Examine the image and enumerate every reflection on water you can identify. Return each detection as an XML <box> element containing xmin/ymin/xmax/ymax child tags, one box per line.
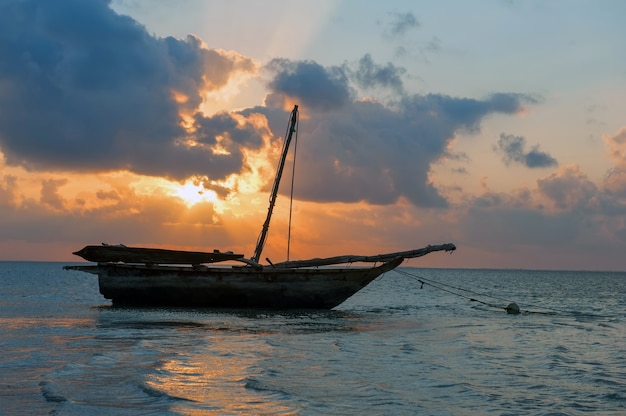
<box><xmin>146</xmin><ymin>334</ymin><xmax>294</xmax><ymax>415</ymax></box>
<box><xmin>96</xmin><ymin>306</ymin><xmax>366</xmax><ymax>333</ymax></box>
<box><xmin>41</xmin><ymin>306</ymin><xmax>379</xmax><ymax>415</ymax></box>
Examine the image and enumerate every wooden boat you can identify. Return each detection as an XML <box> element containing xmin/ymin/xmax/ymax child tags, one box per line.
<box><xmin>66</xmin><ymin>105</ymin><xmax>456</xmax><ymax>309</ymax></box>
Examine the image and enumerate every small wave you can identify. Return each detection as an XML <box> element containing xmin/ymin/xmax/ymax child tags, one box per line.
<box><xmin>39</xmin><ymin>381</ymin><xmax>67</xmax><ymax>403</ymax></box>
<box><xmin>243</xmin><ymin>377</ymin><xmax>289</xmax><ymax>396</ymax></box>
<box><xmin>601</xmin><ymin>392</ymin><xmax>626</xmax><ymax>402</ymax></box>
<box><xmin>140</xmin><ymin>384</ymin><xmax>196</xmax><ymax>402</ymax></box>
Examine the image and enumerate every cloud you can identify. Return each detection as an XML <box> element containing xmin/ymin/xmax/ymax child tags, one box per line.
<box><xmin>267</xmin><ymin>54</ymin><xmax>407</xmax><ymax>104</ymax></box>
<box><xmin>537</xmin><ymin>165</ymin><xmax>597</xmax><ymax>210</ymax></box>
<box><xmin>425</xmin><ymin>36</ymin><xmax>442</xmax><ymax>53</ymax></box>
<box><xmin>264</xmin><ymin>58</ymin><xmax>535</xmax><ymax>207</ymax></box>
<box><xmin>496</xmin><ymin>133</ymin><xmax>558</xmax><ymax>168</ymax></box>
<box><xmin>265</xmin><ymin>59</ymin><xmax>352</xmax><ymax>111</ymax></box>
<box><xmin>0</xmin><ymin>181</ymin><xmax>214</xmax><ymax>246</ymax></box>
<box><xmin>385</xmin><ymin>12</ymin><xmax>419</xmax><ymax>37</ymax></box>
<box><xmin>454</xmin><ymin>169</ymin><xmax>602</xmax><ymax>268</ymax></box>
<box><xmin>0</xmin><ymin>2</ymin><xmax>536</xmax><ymax>210</ymax></box>
<box><xmin>0</xmin><ymin>175</ymin><xmax>18</xmax><ymax>208</ymax></box>
<box><xmin>603</xmin><ymin>127</ymin><xmax>626</xmax><ymax>197</ymax></box>
<box><xmin>0</xmin><ymin>0</ymin><xmax>256</xmax><ymax>180</ymax></box>
<box><xmin>350</xmin><ymin>54</ymin><xmax>406</xmax><ymax>94</ymax></box>
<box><xmin>453</xmin><ymin>151</ymin><xmax>626</xmax><ymax>267</ymax></box>
<box><xmin>40</xmin><ymin>178</ymin><xmax>68</xmax><ymax>210</ymax></box>
<box><xmin>379</xmin><ymin>11</ymin><xmax>425</xmax><ymax>59</ymax></box>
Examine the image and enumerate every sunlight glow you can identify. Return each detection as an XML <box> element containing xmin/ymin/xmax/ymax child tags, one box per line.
<box><xmin>169</xmin><ymin>180</ymin><xmax>218</xmax><ymax>207</ymax></box>
<box><xmin>211</xmin><ymin>135</ymin><xmax>231</xmax><ymax>155</ymax></box>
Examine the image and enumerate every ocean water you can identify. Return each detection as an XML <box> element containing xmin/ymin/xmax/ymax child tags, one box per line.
<box><xmin>0</xmin><ymin>263</ymin><xmax>624</xmax><ymax>415</ymax></box>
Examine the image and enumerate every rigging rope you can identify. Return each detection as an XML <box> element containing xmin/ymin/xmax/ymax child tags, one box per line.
<box><xmin>286</xmin><ymin>113</ymin><xmax>298</xmax><ymax>261</ymax></box>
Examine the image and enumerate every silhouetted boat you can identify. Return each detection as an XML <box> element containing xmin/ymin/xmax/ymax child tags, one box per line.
<box><xmin>66</xmin><ymin>106</ymin><xmax>455</xmax><ymax>308</ymax></box>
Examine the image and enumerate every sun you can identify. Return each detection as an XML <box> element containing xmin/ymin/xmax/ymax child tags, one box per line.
<box><xmin>170</xmin><ymin>180</ymin><xmax>218</xmax><ymax>207</ymax></box>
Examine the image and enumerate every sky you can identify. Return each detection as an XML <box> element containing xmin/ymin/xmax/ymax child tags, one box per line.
<box><xmin>0</xmin><ymin>0</ymin><xmax>625</xmax><ymax>270</ymax></box>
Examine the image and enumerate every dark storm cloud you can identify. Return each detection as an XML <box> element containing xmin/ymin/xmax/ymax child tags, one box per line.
<box><xmin>351</xmin><ymin>54</ymin><xmax>406</xmax><ymax>94</ymax></box>
<box><xmin>265</xmin><ymin>59</ymin><xmax>352</xmax><ymax>111</ymax></box>
<box><xmin>0</xmin><ymin>0</ymin><xmax>255</xmax><ymax>180</ymax></box>
<box><xmin>265</xmin><ymin>57</ymin><xmax>535</xmax><ymax>207</ymax></box>
<box><xmin>192</xmin><ymin>112</ymin><xmax>265</xmax><ymax>148</ymax></box>
<box><xmin>496</xmin><ymin>133</ymin><xmax>558</xmax><ymax>168</ymax></box>
<box><xmin>267</xmin><ymin>54</ymin><xmax>406</xmax><ymax>103</ymax></box>
<box><xmin>0</xmin><ymin>1</ymin><xmax>538</xmax><ymax>209</ymax></box>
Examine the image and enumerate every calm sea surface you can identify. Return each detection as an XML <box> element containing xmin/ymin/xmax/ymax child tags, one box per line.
<box><xmin>0</xmin><ymin>262</ymin><xmax>624</xmax><ymax>415</ymax></box>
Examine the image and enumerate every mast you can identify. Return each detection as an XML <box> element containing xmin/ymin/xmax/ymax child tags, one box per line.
<box><xmin>251</xmin><ymin>105</ymin><xmax>299</xmax><ymax>263</ymax></box>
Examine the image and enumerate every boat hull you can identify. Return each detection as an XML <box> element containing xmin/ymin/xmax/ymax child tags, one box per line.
<box><xmin>81</xmin><ymin>258</ymin><xmax>403</xmax><ymax>309</ymax></box>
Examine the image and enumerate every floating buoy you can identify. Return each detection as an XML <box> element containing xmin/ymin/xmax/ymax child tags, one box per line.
<box><xmin>505</xmin><ymin>302</ymin><xmax>520</xmax><ymax>314</ymax></box>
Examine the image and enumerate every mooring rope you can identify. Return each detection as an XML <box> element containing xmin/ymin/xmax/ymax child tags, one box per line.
<box><xmin>395</xmin><ymin>269</ymin><xmax>515</xmax><ymax>312</ymax></box>
<box><xmin>394</xmin><ymin>268</ymin><xmax>605</xmax><ymax>317</ymax></box>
